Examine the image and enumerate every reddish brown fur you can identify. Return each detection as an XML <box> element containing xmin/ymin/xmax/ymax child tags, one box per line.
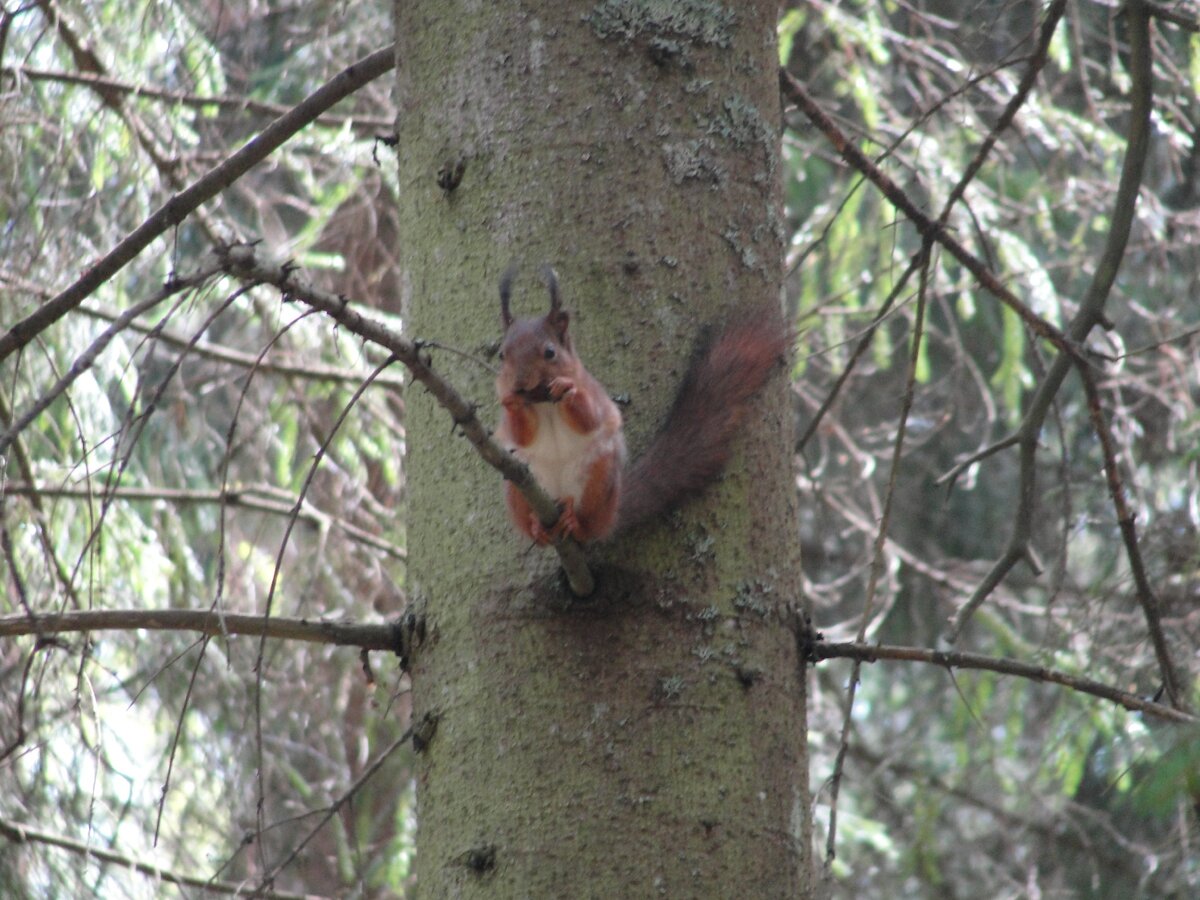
<box><xmin>616</xmin><ymin>312</ymin><xmax>789</xmax><ymax>534</ymax></box>
<box><xmin>496</xmin><ymin>268</ymin><xmax>787</xmax><ymax>545</ymax></box>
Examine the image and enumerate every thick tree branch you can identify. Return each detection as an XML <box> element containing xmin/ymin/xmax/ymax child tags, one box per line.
<box><xmin>217</xmin><ymin>244</ymin><xmax>596</xmax><ymax>596</ymax></box>
<box><xmin>810</xmin><ymin>642</ymin><xmax>1196</xmax><ymax>725</ymax></box>
<box><xmin>0</xmin><ymin>43</ymin><xmax>396</xmax><ymax>366</ymax></box>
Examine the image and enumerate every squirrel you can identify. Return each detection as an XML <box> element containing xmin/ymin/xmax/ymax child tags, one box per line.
<box><xmin>494</xmin><ymin>266</ymin><xmax>789</xmax><ymax>546</ymax></box>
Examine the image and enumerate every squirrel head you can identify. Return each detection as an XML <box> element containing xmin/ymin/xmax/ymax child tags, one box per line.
<box><xmin>496</xmin><ymin>265</ymin><xmax>576</xmax><ymax>401</ymax></box>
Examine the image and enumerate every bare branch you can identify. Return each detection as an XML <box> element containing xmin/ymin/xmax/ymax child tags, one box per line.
<box><xmin>217</xmin><ymin>243</ymin><xmax>596</xmax><ymax>597</ymax></box>
<box><xmin>0</xmin><ymin>43</ymin><xmax>396</xmax><ymax>365</ymax></box>
<box><xmin>947</xmin><ymin>0</ymin><xmax>1162</xmax><ymax>649</ymax></box>
<box><xmin>0</xmin><ymin>817</ymin><xmax>312</xmax><ymax>900</ymax></box>
<box><xmin>79</xmin><ymin>302</ymin><xmax>407</xmax><ymax>389</ymax></box>
<box><xmin>789</xmin><ymin>1</ymin><xmax>1064</xmax><ymax>462</ymax></box>
<box><xmin>255</xmin><ymin>729</ymin><xmax>412</xmax><ymax>892</ymax></box>
<box><xmin>810</xmin><ymin>642</ymin><xmax>1196</xmax><ymax>724</ymax></box>
<box><xmin>1</xmin><ymin>481</ymin><xmax>406</xmax><ymax>560</ymax></box>
<box><xmin>2</xmin><ymin>64</ymin><xmax>394</xmax><ymax>132</ymax></box>
<box><xmin>1077</xmin><ymin>367</ymin><xmax>1185</xmax><ymax>711</ymax></box>
<box><xmin>825</xmin><ymin>250</ymin><xmax>933</xmax><ymax>874</ymax></box>
<box><xmin>1146</xmin><ymin>1</ymin><xmax>1200</xmax><ymax>32</ymax></box>
<box><xmin>779</xmin><ymin>67</ymin><xmax>1076</xmax><ymax>359</ymax></box>
<box><xmin>0</xmin><ymin>263</ymin><xmax>223</xmax><ymax>458</ymax></box>
<box><xmin>0</xmin><ymin>608</ymin><xmax>399</xmax><ymax>651</ymax></box>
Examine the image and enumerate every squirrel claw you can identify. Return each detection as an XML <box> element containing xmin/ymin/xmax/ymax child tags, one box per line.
<box><xmin>528</xmin><ymin>497</ymin><xmax>580</xmax><ymax>545</ymax></box>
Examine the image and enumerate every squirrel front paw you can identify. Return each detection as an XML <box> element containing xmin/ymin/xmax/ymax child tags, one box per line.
<box><xmin>528</xmin><ymin>497</ymin><xmax>580</xmax><ymax>545</ymax></box>
<box><xmin>547</xmin><ymin>377</ymin><xmax>576</xmax><ymax>401</ymax></box>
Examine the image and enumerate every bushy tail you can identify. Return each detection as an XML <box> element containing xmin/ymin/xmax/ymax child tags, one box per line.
<box><xmin>616</xmin><ymin>311</ymin><xmax>789</xmax><ymax>534</ymax></box>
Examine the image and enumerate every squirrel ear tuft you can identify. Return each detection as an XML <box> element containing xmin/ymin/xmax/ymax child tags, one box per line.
<box><xmin>540</xmin><ymin>265</ymin><xmax>561</xmax><ymax>315</ymax></box>
<box><xmin>541</xmin><ymin>265</ymin><xmax>570</xmax><ymax>341</ymax></box>
<box><xmin>499</xmin><ymin>263</ymin><xmax>519</xmax><ymax>330</ymax></box>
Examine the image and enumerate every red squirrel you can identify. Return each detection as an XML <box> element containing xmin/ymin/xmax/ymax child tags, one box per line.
<box><xmin>495</xmin><ymin>266</ymin><xmax>788</xmax><ymax>545</ymax></box>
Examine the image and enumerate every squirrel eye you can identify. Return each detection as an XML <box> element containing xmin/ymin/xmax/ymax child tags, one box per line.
<box><xmin>497</xmin><ymin>350</ymin><xmax>505</xmax><ymax>361</ymax></box>
<box><xmin>543</xmin><ymin>344</ymin><xmax>556</xmax><ymax>360</ymax></box>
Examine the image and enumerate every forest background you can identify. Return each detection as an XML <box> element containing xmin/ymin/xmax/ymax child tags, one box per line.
<box><xmin>1</xmin><ymin>0</ymin><xmax>1198</xmax><ymax>897</ymax></box>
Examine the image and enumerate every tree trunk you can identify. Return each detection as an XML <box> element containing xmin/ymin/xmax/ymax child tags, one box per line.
<box><xmin>393</xmin><ymin>1</ymin><xmax>811</xmax><ymax>895</ymax></box>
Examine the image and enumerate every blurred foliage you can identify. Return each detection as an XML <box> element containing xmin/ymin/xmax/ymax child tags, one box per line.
<box><xmin>1</xmin><ymin>0</ymin><xmax>409</xmax><ymax>896</ymax></box>
<box><xmin>0</xmin><ymin>0</ymin><xmax>1198</xmax><ymax>897</ymax></box>
<box><xmin>784</xmin><ymin>1</ymin><xmax>1200</xmax><ymax>896</ymax></box>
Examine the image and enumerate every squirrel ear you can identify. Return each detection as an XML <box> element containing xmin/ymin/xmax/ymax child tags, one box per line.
<box><xmin>499</xmin><ymin>263</ymin><xmax>518</xmax><ymax>330</ymax></box>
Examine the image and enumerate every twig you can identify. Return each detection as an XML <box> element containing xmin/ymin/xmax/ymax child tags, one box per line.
<box><xmin>254</xmin><ymin>729</ymin><xmax>412</xmax><ymax>893</ymax></box>
<box><xmin>824</xmin><ymin>248</ymin><xmax>932</xmax><ymax>874</ymax></box>
<box><xmin>217</xmin><ymin>243</ymin><xmax>596</xmax><ymax>597</ymax></box>
<box><xmin>79</xmin><ymin>302</ymin><xmax>407</xmax><ymax>389</ymax></box>
<box><xmin>33</xmin><ymin>0</ymin><xmax>226</xmax><ymax>244</ymax></box>
<box><xmin>810</xmin><ymin>641</ymin><xmax>1195</xmax><ymax>724</ymax></box>
<box><xmin>0</xmin><ymin>43</ymin><xmax>396</xmax><ymax>365</ymax></box>
<box><xmin>0</xmin><ymin>395</ymin><xmax>84</xmax><ymax>611</ymax></box>
<box><xmin>0</xmin><ymin>817</ymin><xmax>312</xmax><ymax>900</ymax></box>
<box><xmin>937</xmin><ymin>0</ymin><xmax>1067</xmax><ymax>228</ymax></box>
<box><xmin>779</xmin><ymin>67</ymin><xmax>1075</xmax><ymax>359</ymax></box>
<box><xmin>1077</xmin><ymin>366</ymin><xmax>1184</xmax><ymax>710</ymax></box>
<box><xmin>0</xmin><ymin>263</ymin><xmax>222</xmax><ymax>458</ymax></box>
<box><xmin>947</xmin><ymin>0</ymin><xmax>1159</xmax><ymax>642</ymax></box>
<box><xmin>1</xmin><ymin>482</ymin><xmax>405</xmax><ymax>560</ymax></box>
<box><xmin>790</xmin><ymin>1</ymin><xmax>1066</xmax><ymax>458</ymax></box>
<box><xmin>249</xmin><ymin>355</ymin><xmax>390</xmax><ymax>858</ymax></box>
<box><xmin>2</xmin><ymin>64</ymin><xmax>394</xmax><ymax>132</ymax></box>
<box><xmin>795</xmin><ymin>249</ymin><xmax>924</xmax><ymax>454</ymax></box>
<box><xmin>1146</xmin><ymin>1</ymin><xmax>1200</xmax><ymax>32</ymax></box>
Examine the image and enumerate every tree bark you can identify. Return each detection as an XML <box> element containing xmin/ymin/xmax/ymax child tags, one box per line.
<box><xmin>393</xmin><ymin>1</ymin><xmax>811</xmax><ymax>895</ymax></box>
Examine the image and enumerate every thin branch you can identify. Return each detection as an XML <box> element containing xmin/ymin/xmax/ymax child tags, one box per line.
<box><xmin>948</xmin><ymin>0</ymin><xmax>1160</xmax><ymax>644</ymax></box>
<box><xmin>795</xmin><ymin>249</ymin><xmax>923</xmax><ymax>454</ymax></box>
<box><xmin>34</xmin><ymin>0</ymin><xmax>226</xmax><ymax>244</ymax></box>
<box><xmin>810</xmin><ymin>641</ymin><xmax>1195</xmax><ymax>725</ymax></box>
<box><xmin>779</xmin><ymin>67</ymin><xmax>1076</xmax><ymax>359</ymax></box>
<box><xmin>0</xmin><ymin>817</ymin><xmax>312</xmax><ymax>900</ymax></box>
<box><xmin>255</xmin><ymin>729</ymin><xmax>412</xmax><ymax>893</ymax></box>
<box><xmin>788</xmin><ymin>2</ymin><xmax>1064</xmax><ymax>460</ymax></box>
<box><xmin>0</xmin><ymin>263</ymin><xmax>222</xmax><ymax>458</ymax></box>
<box><xmin>1146</xmin><ymin>1</ymin><xmax>1200</xmax><ymax>32</ymax></box>
<box><xmin>0</xmin><ymin>609</ymin><xmax>399</xmax><ymax>651</ymax></box>
<box><xmin>79</xmin><ymin>302</ymin><xmax>407</xmax><ymax>389</ymax></box>
<box><xmin>0</xmin><ymin>394</ymin><xmax>84</xmax><ymax>611</ymax></box>
<box><xmin>937</xmin><ymin>0</ymin><xmax>1067</xmax><ymax>227</ymax></box>
<box><xmin>217</xmin><ymin>243</ymin><xmax>596</xmax><ymax>597</ymax></box>
<box><xmin>825</xmin><ymin>248</ymin><xmax>932</xmax><ymax>873</ymax></box>
<box><xmin>251</xmin><ymin>354</ymin><xmax>389</xmax><ymax>859</ymax></box>
<box><xmin>2</xmin><ymin>64</ymin><xmax>394</xmax><ymax>132</ymax></box>
<box><xmin>0</xmin><ymin>43</ymin><xmax>396</xmax><ymax>366</ymax></box>
<box><xmin>1077</xmin><ymin>366</ymin><xmax>1184</xmax><ymax>710</ymax></box>
<box><xmin>2</xmin><ymin>481</ymin><xmax>405</xmax><ymax>560</ymax></box>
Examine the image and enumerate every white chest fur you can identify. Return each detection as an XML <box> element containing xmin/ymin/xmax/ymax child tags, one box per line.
<box><xmin>515</xmin><ymin>402</ymin><xmax>624</xmax><ymax>502</ymax></box>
